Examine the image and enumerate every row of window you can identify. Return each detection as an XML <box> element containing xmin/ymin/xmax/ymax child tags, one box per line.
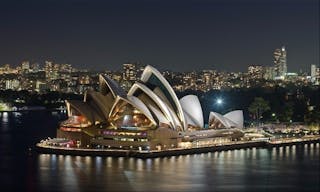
<box><xmin>97</xmin><ymin>137</ymin><xmax>148</xmax><ymax>142</ymax></box>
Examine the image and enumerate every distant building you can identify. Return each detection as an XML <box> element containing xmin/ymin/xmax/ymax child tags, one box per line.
<box><xmin>30</xmin><ymin>63</ymin><xmax>40</xmax><ymax>73</ymax></box>
<box><xmin>21</xmin><ymin>61</ymin><xmax>30</xmax><ymax>74</ymax></box>
<box><xmin>311</xmin><ymin>64</ymin><xmax>320</xmax><ymax>85</ymax></box>
<box><xmin>273</xmin><ymin>46</ymin><xmax>287</xmax><ymax>79</ymax></box>
<box><xmin>45</xmin><ymin>61</ymin><xmax>59</xmax><ymax>81</ymax></box>
<box><xmin>202</xmin><ymin>70</ymin><xmax>216</xmax><ymax>91</ymax></box>
<box><xmin>5</xmin><ymin>79</ymin><xmax>20</xmax><ymax>90</ymax></box>
<box><xmin>311</xmin><ymin>64</ymin><xmax>317</xmax><ymax>77</ymax></box>
<box><xmin>264</xmin><ymin>66</ymin><xmax>275</xmax><ymax>80</ymax></box>
<box><xmin>60</xmin><ymin>64</ymin><xmax>73</xmax><ymax>73</ymax></box>
<box><xmin>248</xmin><ymin>65</ymin><xmax>264</xmax><ymax>79</ymax></box>
<box><xmin>36</xmin><ymin>81</ymin><xmax>49</xmax><ymax>93</ymax></box>
<box><xmin>122</xmin><ymin>63</ymin><xmax>136</xmax><ymax>81</ymax></box>
<box><xmin>0</xmin><ymin>64</ymin><xmax>13</xmax><ymax>74</ymax></box>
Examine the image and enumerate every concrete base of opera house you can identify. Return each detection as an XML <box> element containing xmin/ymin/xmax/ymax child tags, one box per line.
<box><xmin>35</xmin><ymin>137</ymin><xmax>320</xmax><ymax>158</ymax></box>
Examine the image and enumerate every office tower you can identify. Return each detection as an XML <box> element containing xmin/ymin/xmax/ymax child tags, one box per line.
<box><xmin>273</xmin><ymin>46</ymin><xmax>287</xmax><ymax>79</ymax></box>
<box><xmin>21</xmin><ymin>61</ymin><xmax>30</xmax><ymax>74</ymax></box>
<box><xmin>264</xmin><ymin>66</ymin><xmax>275</xmax><ymax>80</ymax></box>
<box><xmin>311</xmin><ymin>64</ymin><xmax>320</xmax><ymax>85</ymax></box>
<box><xmin>5</xmin><ymin>79</ymin><xmax>20</xmax><ymax>90</ymax></box>
<box><xmin>311</xmin><ymin>64</ymin><xmax>317</xmax><ymax>78</ymax></box>
<box><xmin>45</xmin><ymin>61</ymin><xmax>59</xmax><ymax>81</ymax></box>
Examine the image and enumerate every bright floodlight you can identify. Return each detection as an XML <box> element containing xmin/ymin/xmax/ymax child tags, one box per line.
<box><xmin>216</xmin><ymin>98</ymin><xmax>223</xmax><ymax>105</ymax></box>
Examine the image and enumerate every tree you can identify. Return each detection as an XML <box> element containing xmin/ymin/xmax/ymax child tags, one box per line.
<box><xmin>279</xmin><ymin>102</ymin><xmax>294</xmax><ymax>122</ymax></box>
<box><xmin>0</xmin><ymin>102</ymin><xmax>10</xmax><ymax>111</ymax></box>
<box><xmin>304</xmin><ymin>107</ymin><xmax>320</xmax><ymax>125</ymax></box>
<box><xmin>0</xmin><ymin>103</ymin><xmax>4</xmax><ymax>111</ymax></box>
<box><xmin>248</xmin><ymin>97</ymin><xmax>270</xmax><ymax>125</ymax></box>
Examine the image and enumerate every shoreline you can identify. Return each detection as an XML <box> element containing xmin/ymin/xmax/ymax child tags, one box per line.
<box><xmin>35</xmin><ymin>137</ymin><xmax>320</xmax><ymax>158</ymax></box>
<box><xmin>0</xmin><ymin>108</ymin><xmax>65</xmax><ymax>113</ymax></box>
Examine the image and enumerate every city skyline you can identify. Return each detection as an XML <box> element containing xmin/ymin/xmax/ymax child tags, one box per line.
<box><xmin>1</xmin><ymin>47</ymin><xmax>319</xmax><ymax>74</ymax></box>
<box><xmin>1</xmin><ymin>60</ymin><xmax>319</xmax><ymax>94</ymax></box>
<box><xmin>0</xmin><ymin>0</ymin><xmax>319</xmax><ymax>72</ymax></box>
<box><xmin>1</xmin><ymin>53</ymin><xmax>319</xmax><ymax>76</ymax></box>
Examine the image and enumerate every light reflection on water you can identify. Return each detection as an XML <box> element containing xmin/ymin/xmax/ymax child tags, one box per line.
<box><xmin>1</xmin><ymin>112</ymin><xmax>9</xmax><ymax>132</ymax></box>
<box><xmin>36</xmin><ymin>145</ymin><xmax>320</xmax><ymax>192</ymax></box>
<box><xmin>1</xmin><ymin>111</ymin><xmax>319</xmax><ymax>191</ymax></box>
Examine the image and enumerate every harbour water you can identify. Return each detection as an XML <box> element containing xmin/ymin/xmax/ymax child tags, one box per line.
<box><xmin>0</xmin><ymin>111</ymin><xmax>319</xmax><ymax>191</ymax></box>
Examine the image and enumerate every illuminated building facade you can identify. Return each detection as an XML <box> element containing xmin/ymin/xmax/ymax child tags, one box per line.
<box><xmin>57</xmin><ymin>65</ymin><xmax>244</xmax><ymax>150</ymax></box>
<box><xmin>122</xmin><ymin>63</ymin><xmax>136</xmax><ymax>81</ymax></box>
<box><xmin>248</xmin><ymin>65</ymin><xmax>264</xmax><ymax>79</ymax></box>
<box><xmin>273</xmin><ymin>46</ymin><xmax>287</xmax><ymax>79</ymax></box>
<box><xmin>311</xmin><ymin>64</ymin><xmax>320</xmax><ymax>85</ymax></box>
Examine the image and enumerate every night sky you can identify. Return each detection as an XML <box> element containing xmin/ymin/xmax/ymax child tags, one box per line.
<box><xmin>0</xmin><ymin>0</ymin><xmax>319</xmax><ymax>72</ymax></box>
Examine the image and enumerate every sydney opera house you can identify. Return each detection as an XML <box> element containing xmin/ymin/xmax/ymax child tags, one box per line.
<box><xmin>57</xmin><ymin>65</ymin><xmax>244</xmax><ymax>150</ymax></box>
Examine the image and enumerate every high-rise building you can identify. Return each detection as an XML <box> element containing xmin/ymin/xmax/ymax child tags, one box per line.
<box><xmin>45</xmin><ymin>61</ymin><xmax>59</xmax><ymax>81</ymax></box>
<box><xmin>5</xmin><ymin>79</ymin><xmax>20</xmax><ymax>90</ymax></box>
<box><xmin>122</xmin><ymin>63</ymin><xmax>136</xmax><ymax>81</ymax></box>
<box><xmin>311</xmin><ymin>64</ymin><xmax>317</xmax><ymax>78</ymax></box>
<box><xmin>202</xmin><ymin>70</ymin><xmax>215</xmax><ymax>90</ymax></box>
<box><xmin>263</xmin><ymin>66</ymin><xmax>275</xmax><ymax>80</ymax></box>
<box><xmin>273</xmin><ymin>46</ymin><xmax>287</xmax><ymax>79</ymax></box>
<box><xmin>21</xmin><ymin>61</ymin><xmax>30</xmax><ymax>74</ymax></box>
<box><xmin>311</xmin><ymin>64</ymin><xmax>320</xmax><ymax>85</ymax></box>
<box><xmin>30</xmin><ymin>62</ymin><xmax>40</xmax><ymax>72</ymax></box>
<box><xmin>60</xmin><ymin>64</ymin><xmax>73</xmax><ymax>73</ymax></box>
<box><xmin>317</xmin><ymin>68</ymin><xmax>320</xmax><ymax>85</ymax></box>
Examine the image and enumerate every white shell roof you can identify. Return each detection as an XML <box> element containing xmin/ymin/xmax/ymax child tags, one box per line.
<box><xmin>147</xmin><ymin>105</ymin><xmax>171</xmax><ymax>125</ymax></box>
<box><xmin>127</xmin><ymin>95</ymin><xmax>155</xmax><ymax>122</ymax></box>
<box><xmin>128</xmin><ymin>82</ymin><xmax>180</xmax><ymax>129</ymax></box>
<box><xmin>180</xmin><ymin>95</ymin><xmax>204</xmax><ymax>128</ymax></box>
<box><xmin>140</xmin><ymin>65</ymin><xmax>186</xmax><ymax>130</ymax></box>
<box><xmin>209</xmin><ymin>110</ymin><xmax>244</xmax><ymax>128</ymax></box>
<box><xmin>223</xmin><ymin>110</ymin><xmax>244</xmax><ymax>128</ymax></box>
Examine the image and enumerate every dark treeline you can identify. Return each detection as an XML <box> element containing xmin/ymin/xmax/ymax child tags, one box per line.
<box><xmin>0</xmin><ymin>90</ymin><xmax>82</xmax><ymax>108</ymax></box>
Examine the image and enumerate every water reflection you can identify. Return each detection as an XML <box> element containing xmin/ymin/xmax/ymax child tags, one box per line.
<box><xmin>36</xmin><ymin>144</ymin><xmax>320</xmax><ymax>192</ymax></box>
<box><xmin>1</xmin><ymin>112</ymin><xmax>9</xmax><ymax>132</ymax></box>
<box><xmin>2</xmin><ymin>111</ymin><xmax>319</xmax><ymax>191</ymax></box>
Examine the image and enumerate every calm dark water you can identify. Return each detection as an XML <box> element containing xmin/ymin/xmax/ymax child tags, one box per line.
<box><xmin>0</xmin><ymin>111</ymin><xmax>319</xmax><ymax>192</ymax></box>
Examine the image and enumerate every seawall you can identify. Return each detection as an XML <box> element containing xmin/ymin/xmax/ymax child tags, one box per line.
<box><xmin>35</xmin><ymin>137</ymin><xmax>320</xmax><ymax>158</ymax></box>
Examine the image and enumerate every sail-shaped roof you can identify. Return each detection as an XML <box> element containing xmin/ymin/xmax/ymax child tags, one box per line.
<box><xmin>140</xmin><ymin>65</ymin><xmax>186</xmax><ymax>131</ymax></box>
<box><xmin>180</xmin><ymin>95</ymin><xmax>204</xmax><ymax>128</ymax></box>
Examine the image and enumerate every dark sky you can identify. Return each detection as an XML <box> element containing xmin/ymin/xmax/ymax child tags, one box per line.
<box><xmin>0</xmin><ymin>0</ymin><xmax>319</xmax><ymax>72</ymax></box>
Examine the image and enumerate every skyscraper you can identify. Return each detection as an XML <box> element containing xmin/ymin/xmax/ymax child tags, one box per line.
<box><xmin>311</xmin><ymin>64</ymin><xmax>320</xmax><ymax>85</ymax></box>
<box><xmin>311</xmin><ymin>64</ymin><xmax>317</xmax><ymax>78</ymax></box>
<box><xmin>273</xmin><ymin>46</ymin><xmax>287</xmax><ymax>79</ymax></box>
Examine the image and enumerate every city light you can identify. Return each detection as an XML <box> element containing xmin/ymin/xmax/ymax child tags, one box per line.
<box><xmin>216</xmin><ymin>98</ymin><xmax>223</xmax><ymax>105</ymax></box>
<box><xmin>0</xmin><ymin>102</ymin><xmax>10</xmax><ymax>111</ymax></box>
